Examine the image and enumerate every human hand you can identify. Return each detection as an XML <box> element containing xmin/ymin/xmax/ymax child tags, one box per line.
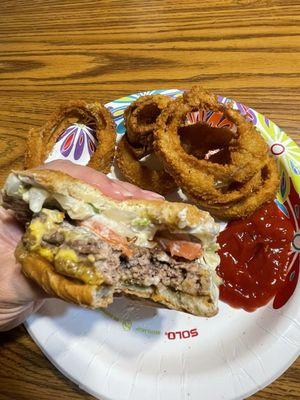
<box><xmin>0</xmin><ymin>160</ymin><xmax>163</xmax><ymax>331</ymax></box>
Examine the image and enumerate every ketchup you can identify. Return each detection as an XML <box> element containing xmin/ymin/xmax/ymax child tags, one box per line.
<box><xmin>217</xmin><ymin>202</ymin><xmax>294</xmax><ymax>312</ymax></box>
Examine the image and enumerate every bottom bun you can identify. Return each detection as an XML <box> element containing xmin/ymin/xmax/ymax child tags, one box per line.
<box><xmin>16</xmin><ymin>244</ymin><xmax>114</xmax><ymax>308</ymax></box>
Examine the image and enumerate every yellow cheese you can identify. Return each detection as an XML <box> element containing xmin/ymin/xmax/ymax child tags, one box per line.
<box><xmin>55</xmin><ymin>247</ymin><xmax>78</xmax><ymax>263</ymax></box>
<box><xmin>42</xmin><ymin>208</ymin><xmax>64</xmax><ymax>223</ymax></box>
<box><xmin>54</xmin><ymin>247</ymin><xmax>104</xmax><ymax>285</ymax></box>
<box><xmin>27</xmin><ymin>220</ymin><xmax>46</xmax><ymax>247</ymax></box>
<box><xmin>24</xmin><ymin>209</ymin><xmax>105</xmax><ymax>286</ymax></box>
<box><xmin>26</xmin><ymin>209</ymin><xmax>65</xmax><ymax>249</ymax></box>
<box><xmin>37</xmin><ymin>247</ymin><xmax>55</xmax><ymax>262</ymax></box>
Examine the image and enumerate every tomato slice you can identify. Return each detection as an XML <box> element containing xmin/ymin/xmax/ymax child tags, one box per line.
<box><xmin>80</xmin><ymin>219</ymin><xmax>132</xmax><ymax>257</ymax></box>
<box><xmin>156</xmin><ymin>237</ymin><xmax>202</xmax><ymax>261</ymax></box>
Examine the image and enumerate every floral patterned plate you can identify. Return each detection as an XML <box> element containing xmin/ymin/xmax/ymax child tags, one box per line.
<box><xmin>27</xmin><ymin>90</ymin><xmax>300</xmax><ymax>400</ymax></box>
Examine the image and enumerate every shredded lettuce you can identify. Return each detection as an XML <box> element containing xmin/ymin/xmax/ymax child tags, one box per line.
<box><xmin>131</xmin><ymin>217</ymin><xmax>150</xmax><ymax>227</ymax></box>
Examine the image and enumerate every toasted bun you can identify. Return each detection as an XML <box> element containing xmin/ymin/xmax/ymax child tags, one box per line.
<box><xmin>12</xmin><ymin>168</ymin><xmax>216</xmax><ymax>230</ymax></box>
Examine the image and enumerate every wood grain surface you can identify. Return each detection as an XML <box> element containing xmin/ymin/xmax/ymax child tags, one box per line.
<box><xmin>0</xmin><ymin>0</ymin><xmax>299</xmax><ymax>399</ymax></box>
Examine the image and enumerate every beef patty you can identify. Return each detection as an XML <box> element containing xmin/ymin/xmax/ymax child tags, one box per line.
<box><xmin>22</xmin><ymin>212</ymin><xmax>206</xmax><ymax>297</ymax></box>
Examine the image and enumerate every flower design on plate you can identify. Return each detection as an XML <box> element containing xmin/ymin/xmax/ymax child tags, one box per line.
<box><xmin>276</xmin><ymin>164</ymin><xmax>291</xmax><ymax>204</ymax></box>
<box><xmin>271</xmin><ymin>142</ymin><xmax>285</xmax><ymax>156</ymax></box>
<box><xmin>255</xmin><ymin>112</ymin><xmax>300</xmax><ymax>193</ymax></box>
<box><xmin>185</xmin><ymin>110</ymin><xmax>237</xmax><ymax>132</ymax></box>
<box><xmin>46</xmin><ymin>123</ymin><xmax>97</xmax><ymax>165</ymax></box>
<box><xmin>218</xmin><ymin>95</ymin><xmax>257</xmax><ymax>124</ymax></box>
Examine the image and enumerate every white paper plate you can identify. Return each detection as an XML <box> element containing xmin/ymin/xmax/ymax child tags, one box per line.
<box><xmin>26</xmin><ymin>90</ymin><xmax>300</xmax><ymax>400</ymax></box>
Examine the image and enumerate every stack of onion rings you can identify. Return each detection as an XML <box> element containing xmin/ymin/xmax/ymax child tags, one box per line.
<box><xmin>25</xmin><ymin>100</ymin><xmax>116</xmax><ymax>173</ymax></box>
<box><xmin>154</xmin><ymin>86</ymin><xmax>279</xmax><ymax>219</ymax></box>
<box><xmin>116</xmin><ymin>95</ymin><xmax>177</xmax><ymax>195</ymax></box>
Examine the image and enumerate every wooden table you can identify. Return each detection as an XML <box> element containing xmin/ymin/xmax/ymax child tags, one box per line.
<box><xmin>0</xmin><ymin>1</ymin><xmax>299</xmax><ymax>399</ymax></box>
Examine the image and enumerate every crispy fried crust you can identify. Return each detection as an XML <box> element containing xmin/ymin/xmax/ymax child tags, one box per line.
<box><xmin>124</xmin><ymin>94</ymin><xmax>172</xmax><ymax>157</ymax></box>
<box><xmin>115</xmin><ymin>95</ymin><xmax>176</xmax><ymax>195</ymax></box>
<box><xmin>25</xmin><ymin>127</ymin><xmax>44</xmax><ymax>170</ymax></box>
<box><xmin>180</xmin><ymin>86</ymin><xmax>269</xmax><ymax>183</ymax></box>
<box><xmin>188</xmin><ymin>157</ymin><xmax>279</xmax><ymax>219</ymax></box>
<box><xmin>115</xmin><ymin>136</ymin><xmax>176</xmax><ymax>196</ymax></box>
<box><xmin>25</xmin><ymin>100</ymin><xmax>116</xmax><ymax>173</ymax></box>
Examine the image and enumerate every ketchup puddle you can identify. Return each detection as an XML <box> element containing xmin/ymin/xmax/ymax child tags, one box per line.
<box><xmin>217</xmin><ymin>202</ymin><xmax>294</xmax><ymax>312</ymax></box>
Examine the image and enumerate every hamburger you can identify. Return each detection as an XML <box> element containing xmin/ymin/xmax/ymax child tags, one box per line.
<box><xmin>2</xmin><ymin>169</ymin><xmax>220</xmax><ymax>317</ymax></box>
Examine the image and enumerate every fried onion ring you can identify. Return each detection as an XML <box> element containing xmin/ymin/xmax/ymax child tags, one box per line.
<box><xmin>124</xmin><ymin>94</ymin><xmax>172</xmax><ymax>159</ymax></box>
<box><xmin>25</xmin><ymin>100</ymin><xmax>116</xmax><ymax>173</ymax></box>
<box><xmin>115</xmin><ymin>135</ymin><xmax>176</xmax><ymax>195</ymax></box>
<box><xmin>154</xmin><ymin>87</ymin><xmax>269</xmax><ymax>204</ymax></box>
<box><xmin>187</xmin><ymin>157</ymin><xmax>279</xmax><ymax>219</ymax></box>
